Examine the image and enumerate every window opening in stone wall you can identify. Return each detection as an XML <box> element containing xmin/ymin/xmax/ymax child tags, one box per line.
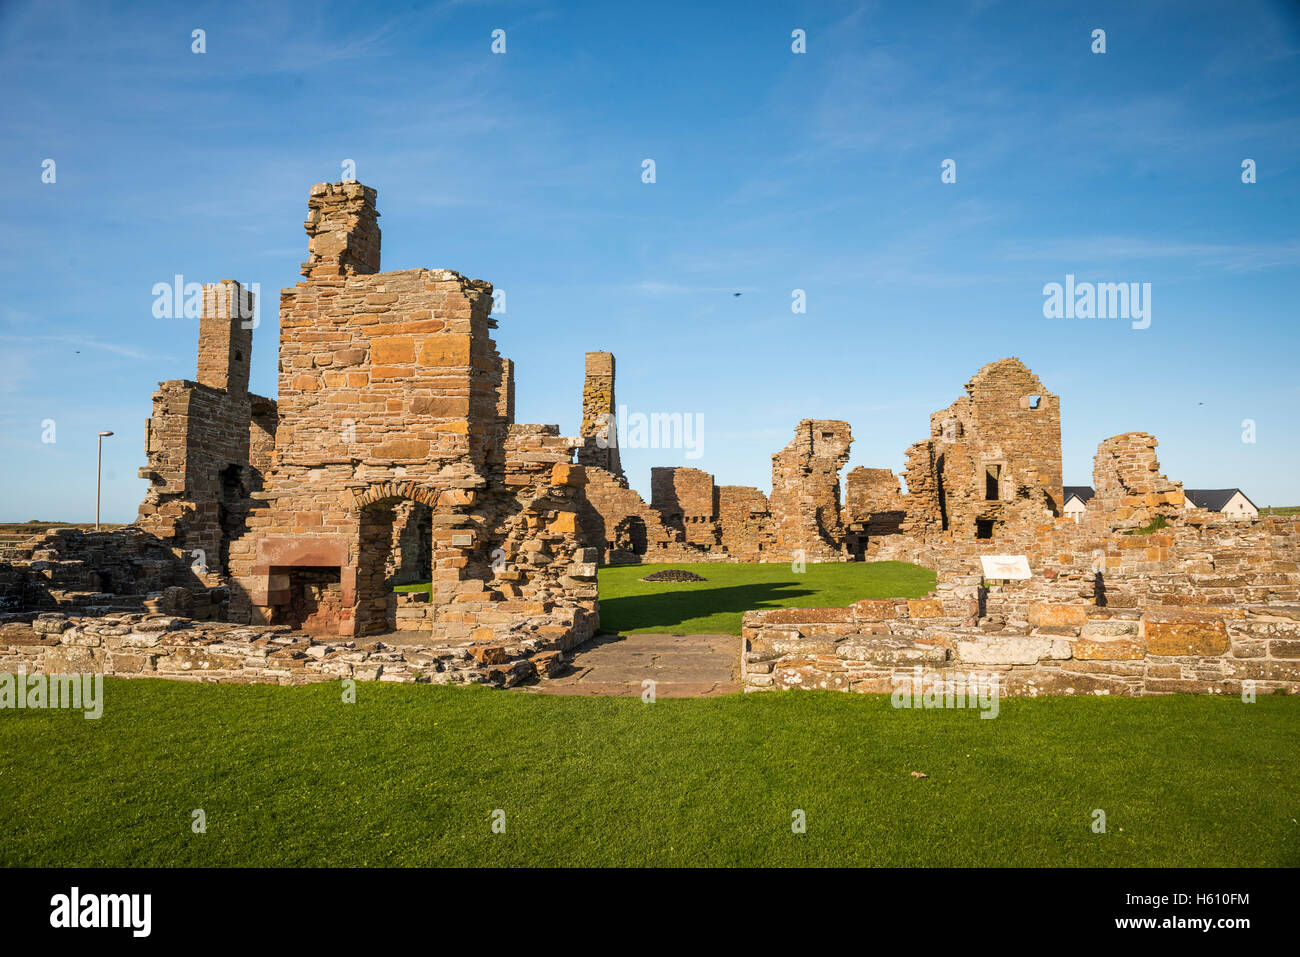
<box><xmin>985</xmin><ymin>464</ymin><xmax>1000</xmax><ymax>501</ymax></box>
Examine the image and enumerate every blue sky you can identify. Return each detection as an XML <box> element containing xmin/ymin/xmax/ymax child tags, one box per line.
<box><xmin>2</xmin><ymin>0</ymin><xmax>1298</xmax><ymax>522</ymax></box>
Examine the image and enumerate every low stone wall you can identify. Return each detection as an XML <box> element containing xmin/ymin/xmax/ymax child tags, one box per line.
<box><xmin>741</xmin><ymin>598</ymin><xmax>1300</xmax><ymax>697</ymax></box>
<box><xmin>0</xmin><ymin>608</ymin><xmax>595</xmax><ymax>689</ymax></box>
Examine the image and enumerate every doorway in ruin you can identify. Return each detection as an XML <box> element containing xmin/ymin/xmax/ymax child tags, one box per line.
<box><xmin>846</xmin><ymin>532</ymin><xmax>866</xmax><ymax>561</ymax></box>
<box><xmin>217</xmin><ymin>463</ymin><xmax>247</xmax><ymax>576</ymax></box>
<box><xmin>985</xmin><ymin>464</ymin><xmax>1001</xmax><ymax>501</ymax></box>
<box><xmin>612</xmin><ymin>515</ymin><xmax>648</xmax><ymax>560</ymax></box>
<box><xmin>356</xmin><ymin>497</ymin><xmax>434</xmax><ymax>635</ymax></box>
<box><xmin>274</xmin><ymin>566</ymin><xmax>343</xmax><ymax>633</ymax></box>
<box><xmin>975</xmin><ymin>519</ymin><xmax>994</xmax><ymax>540</ymax></box>
<box><xmin>385</xmin><ymin>500</ymin><xmax>434</xmax><ymax>585</ymax></box>
<box><xmin>935</xmin><ymin>454</ymin><xmax>949</xmax><ymax>531</ymax></box>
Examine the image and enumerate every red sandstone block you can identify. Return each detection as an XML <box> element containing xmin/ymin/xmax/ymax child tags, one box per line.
<box><xmin>907</xmin><ymin>599</ymin><xmax>944</xmax><ymax>619</ymax></box>
<box><xmin>549</xmin><ymin>512</ymin><xmax>578</xmax><ymax>535</ymax></box>
<box><xmin>1142</xmin><ymin>613</ymin><xmax>1229</xmax><ymax>656</ymax></box>
<box><xmin>852</xmin><ymin>600</ymin><xmax>896</xmax><ymax>620</ymax></box>
<box><xmin>1071</xmin><ymin>636</ymin><xmax>1145</xmax><ymax>660</ymax></box>
<box><xmin>498</xmin><ymin>601</ymin><xmax>550</xmax><ymax>615</ymax></box>
<box><xmin>409</xmin><ymin>395</ymin><xmax>469</xmax><ymax>417</ymax></box>
<box><xmin>762</xmin><ymin>607</ymin><xmax>856</xmax><ymax>625</ymax></box>
<box><xmin>550</xmin><ymin>463</ymin><xmax>587</xmax><ymax>487</ymax></box>
<box><xmin>371</xmin><ymin>439</ymin><xmax>429</xmax><ymax>460</ymax></box>
<box><xmin>1028</xmin><ymin>603</ymin><xmax>1088</xmax><ymax>628</ymax></box>
<box><xmin>418</xmin><ymin>335</ymin><xmax>471</xmax><ymax>367</ymax></box>
<box><xmin>470</xmin><ymin>645</ymin><xmax>508</xmax><ymax>665</ymax></box>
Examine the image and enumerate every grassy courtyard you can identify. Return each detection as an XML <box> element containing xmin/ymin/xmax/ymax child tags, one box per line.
<box><xmin>0</xmin><ymin>680</ymin><xmax>1295</xmax><ymax>867</ymax></box>
<box><xmin>596</xmin><ymin>560</ymin><xmax>937</xmax><ymax>634</ymax></box>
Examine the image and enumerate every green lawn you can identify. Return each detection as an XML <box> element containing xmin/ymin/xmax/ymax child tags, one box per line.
<box><xmin>596</xmin><ymin>560</ymin><xmax>936</xmax><ymax>635</ymax></box>
<box><xmin>1</xmin><ymin>679</ymin><xmax>1295</xmax><ymax>867</ymax></box>
<box><xmin>392</xmin><ymin>581</ymin><xmax>431</xmax><ymax>594</ymax></box>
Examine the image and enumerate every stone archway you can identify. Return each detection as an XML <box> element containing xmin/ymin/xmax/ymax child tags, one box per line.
<box><xmin>353</xmin><ymin>484</ymin><xmax>439</xmax><ymax>636</ymax></box>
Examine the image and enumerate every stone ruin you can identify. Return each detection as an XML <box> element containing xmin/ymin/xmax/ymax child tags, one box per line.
<box><xmin>572</xmin><ymin>392</ymin><xmax>854</xmax><ymax>564</ymax></box>
<box><xmin>893</xmin><ymin>358</ymin><xmax>1063</xmax><ymax>540</ymax></box>
<box><xmin>565</xmin><ymin>353</ymin><xmax>1174</xmax><ymax>564</ymax></box>
<box><xmin>1</xmin><ymin>179</ymin><xmax>1296</xmax><ymax>696</ymax></box>
<box><xmin>1</xmin><ymin>181</ymin><xmax>603</xmax><ymax>686</ymax></box>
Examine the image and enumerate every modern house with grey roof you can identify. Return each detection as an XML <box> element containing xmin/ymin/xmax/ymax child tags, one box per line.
<box><xmin>1063</xmin><ymin>486</ymin><xmax>1095</xmax><ymax>522</ymax></box>
<box><xmin>1062</xmin><ymin>485</ymin><xmax>1258</xmax><ymax>522</ymax></box>
<box><xmin>1182</xmin><ymin>488</ymin><xmax>1259</xmax><ymax>520</ymax></box>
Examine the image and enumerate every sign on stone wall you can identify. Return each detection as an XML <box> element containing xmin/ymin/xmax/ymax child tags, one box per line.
<box><xmin>979</xmin><ymin>555</ymin><xmax>1032</xmax><ymax>580</ymax></box>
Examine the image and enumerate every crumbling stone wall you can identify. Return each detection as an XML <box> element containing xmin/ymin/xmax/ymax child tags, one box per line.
<box><xmin>136</xmin><ymin>280</ymin><xmax>276</xmax><ymax>583</ymax></box>
<box><xmin>844</xmin><ymin>467</ymin><xmax>907</xmax><ymax>547</ymax></box>
<box><xmin>577</xmin><ymin>351</ymin><xmax>620</xmax><ymax>475</ymax></box>
<box><xmin>1089</xmin><ymin>432</ymin><xmax>1185</xmax><ymax>528</ymax></box>
<box><xmin>1</xmin><ymin>606</ymin><xmax>578</xmax><ymax>689</ymax></box>
<box><xmin>652</xmin><ymin>467</ymin><xmax>719</xmax><ymax>547</ymax></box>
<box><xmin>576</xmin><ymin>408</ymin><xmax>851</xmax><ymax>564</ymax></box>
<box><xmin>570</xmin><ymin>353</ymin><xmax>858</xmax><ymax>564</ymax></box>
<box><xmin>0</xmin><ymin>527</ymin><xmax>207</xmax><ymax>615</ymax></box>
<box><xmin>384</xmin><ymin>501</ymin><xmax>432</xmax><ymax>584</ymax></box>
<box><xmin>897</xmin><ymin>358</ymin><xmax>1062</xmax><ymax>542</ymax></box>
<box><xmin>496</xmin><ymin>356</ymin><xmax>515</xmax><ymax>424</ymax></box>
<box><xmin>573</xmin><ymin>356</ymin><xmax>1074</xmax><ymax>562</ymax></box>
<box><xmin>577</xmin><ymin>466</ymin><xmax>688</xmax><ymax>563</ymax></box>
<box><xmin>302</xmin><ymin>181</ymin><xmax>381</xmax><ymax>278</ymax></box>
<box><xmin>744</xmin><ymin>515</ymin><xmax>1300</xmax><ymax>696</ymax></box>
<box><xmin>716</xmin><ymin>486</ymin><xmax>776</xmax><ymax>561</ymax></box>
<box><xmin>741</xmin><ymin>599</ymin><xmax>1300</xmax><ymax>697</ymax></box>
<box><xmin>769</xmin><ymin>420</ymin><xmax>852</xmax><ymax>562</ymax></box>
<box><xmin>220</xmin><ymin>181</ymin><xmax>596</xmax><ymax>651</ymax></box>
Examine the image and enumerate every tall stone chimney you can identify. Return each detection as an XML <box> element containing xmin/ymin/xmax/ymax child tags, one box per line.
<box><xmin>301</xmin><ymin>181</ymin><xmax>381</xmax><ymax>278</ymax></box>
<box><xmin>196</xmin><ymin>280</ymin><xmax>253</xmax><ymax>398</ymax></box>
<box><xmin>578</xmin><ymin>351</ymin><xmax>621</xmax><ymax>476</ymax></box>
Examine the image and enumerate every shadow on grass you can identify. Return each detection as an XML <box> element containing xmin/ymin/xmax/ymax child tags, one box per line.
<box><xmin>596</xmin><ymin>581</ymin><xmax>815</xmax><ymax>633</ymax></box>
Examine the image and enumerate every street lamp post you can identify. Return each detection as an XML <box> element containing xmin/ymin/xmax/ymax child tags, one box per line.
<box><xmin>96</xmin><ymin>431</ymin><xmax>114</xmax><ymax>531</ymax></box>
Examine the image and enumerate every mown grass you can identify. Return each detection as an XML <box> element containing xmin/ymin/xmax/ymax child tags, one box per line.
<box><xmin>391</xmin><ymin>581</ymin><xmax>431</xmax><ymax>594</ymax></box>
<box><xmin>596</xmin><ymin>561</ymin><xmax>936</xmax><ymax>635</ymax></box>
<box><xmin>1</xmin><ymin>679</ymin><xmax>1295</xmax><ymax>867</ymax></box>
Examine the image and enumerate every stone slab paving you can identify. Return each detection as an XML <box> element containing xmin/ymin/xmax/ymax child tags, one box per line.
<box><xmin>524</xmin><ymin>633</ymin><xmax>741</xmax><ymax>697</ymax></box>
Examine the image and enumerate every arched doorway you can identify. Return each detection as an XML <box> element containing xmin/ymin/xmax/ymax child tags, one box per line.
<box><xmin>356</xmin><ymin>496</ymin><xmax>434</xmax><ymax>635</ymax></box>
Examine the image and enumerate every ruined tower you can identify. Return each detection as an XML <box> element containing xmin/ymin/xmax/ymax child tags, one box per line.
<box><xmin>301</xmin><ymin>181</ymin><xmax>381</xmax><ymax>278</ymax></box>
<box><xmin>577</xmin><ymin>351</ymin><xmax>622</xmax><ymax>477</ymax></box>
<box><xmin>769</xmin><ymin>420</ymin><xmax>852</xmax><ymax>561</ymax></box>
<box><xmin>196</xmin><ymin>280</ymin><xmax>254</xmax><ymax>398</ymax></box>
<box><xmin>137</xmin><ymin>280</ymin><xmax>272</xmax><ymax>581</ymax></box>
<box><xmin>221</xmin><ymin>181</ymin><xmax>595</xmax><ymax>641</ymax></box>
<box><xmin>1089</xmin><ymin>432</ymin><xmax>1185</xmax><ymax>527</ymax></box>
<box><xmin>899</xmin><ymin>357</ymin><xmax>1063</xmax><ymax>539</ymax></box>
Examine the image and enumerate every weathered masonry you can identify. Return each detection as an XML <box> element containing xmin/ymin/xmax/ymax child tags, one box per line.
<box><xmin>135</xmin><ymin>280</ymin><xmax>277</xmax><ymax>585</ymax></box>
<box><xmin>218</xmin><ymin>182</ymin><xmax>596</xmax><ymax>652</ymax></box>
<box><xmin>742</xmin><ymin>512</ymin><xmax>1300</xmax><ymax>698</ymax></box>
<box><xmin>0</xmin><ymin>179</ymin><xmax>1291</xmax><ymax>697</ymax></box>
<box><xmin>572</xmin><ymin>355</ymin><xmax>1067</xmax><ymax>564</ymax></box>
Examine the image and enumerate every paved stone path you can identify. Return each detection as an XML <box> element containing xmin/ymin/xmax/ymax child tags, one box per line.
<box><xmin>525</xmin><ymin>633</ymin><xmax>741</xmax><ymax>697</ymax></box>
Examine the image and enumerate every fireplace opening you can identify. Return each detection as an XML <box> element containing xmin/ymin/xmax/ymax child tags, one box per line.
<box><xmin>273</xmin><ymin>566</ymin><xmax>342</xmax><ymax>633</ymax></box>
